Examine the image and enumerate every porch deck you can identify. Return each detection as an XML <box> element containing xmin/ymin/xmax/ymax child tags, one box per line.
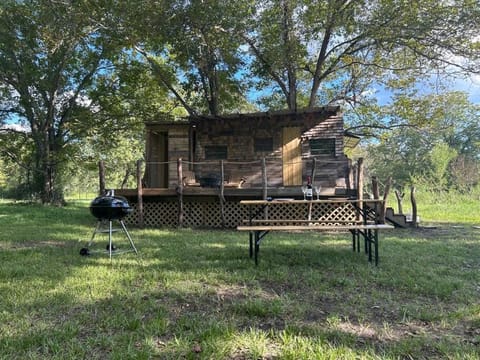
<box><xmin>106</xmin><ymin>154</ymin><xmax>365</xmax><ymax>229</ymax></box>
<box><xmin>115</xmin><ymin>185</ymin><xmax>359</xmax><ymax>229</ymax></box>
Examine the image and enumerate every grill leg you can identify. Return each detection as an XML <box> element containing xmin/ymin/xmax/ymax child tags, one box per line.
<box><xmin>88</xmin><ymin>221</ymin><xmax>102</xmax><ymax>247</ymax></box>
<box><xmin>119</xmin><ymin>220</ymin><xmax>138</xmax><ymax>255</ymax></box>
<box><xmin>108</xmin><ymin>220</ymin><xmax>113</xmax><ymax>260</ymax></box>
<box><xmin>84</xmin><ymin>219</ymin><xmax>137</xmax><ymax>258</ymax></box>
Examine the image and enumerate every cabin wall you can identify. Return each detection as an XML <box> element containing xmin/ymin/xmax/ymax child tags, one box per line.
<box><xmin>193</xmin><ymin>111</ymin><xmax>348</xmax><ymax>189</ymax></box>
<box><xmin>144</xmin><ymin>123</ymin><xmax>190</xmax><ymax>188</ymax></box>
<box><xmin>144</xmin><ymin>109</ymin><xmax>350</xmax><ymax>191</ymax></box>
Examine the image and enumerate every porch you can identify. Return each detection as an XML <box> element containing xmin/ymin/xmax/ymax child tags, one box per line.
<box><xmin>113</xmin><ymin>157</ymin><xmax>367</xmax><ymax>228</ymax></box>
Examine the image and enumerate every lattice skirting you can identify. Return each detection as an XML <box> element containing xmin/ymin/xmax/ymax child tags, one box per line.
<box><xmin>123</xmin><ymin>199</ymin><xmax>358</xmax><ymax>228</ymax></box>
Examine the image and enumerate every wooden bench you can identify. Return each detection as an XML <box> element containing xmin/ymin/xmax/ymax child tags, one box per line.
<box><xmin>237</xmin><ymin>223</ymin><xmax>393</xmax><ymax>266</ymax></box>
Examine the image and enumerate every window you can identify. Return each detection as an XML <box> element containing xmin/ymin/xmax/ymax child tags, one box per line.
<box><xmin>205</xmin><ymin>145</ymin><xmax>228</xmax><ymax>160</ymax></box>
<box><xmin>254</xmin><ymin>137</ymin><xmax>273</xmax><ymax>152</ymax></box>
<box><xmin>309</xmin><ymin>138</ymin><xmax>336</xmax><ymax>156</ymax></box>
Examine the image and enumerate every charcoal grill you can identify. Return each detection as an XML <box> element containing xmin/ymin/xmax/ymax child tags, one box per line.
<box><xmin>81</xmin><ymin>190</ymin><xmax>138</xmax><ymax>259</ymax></box>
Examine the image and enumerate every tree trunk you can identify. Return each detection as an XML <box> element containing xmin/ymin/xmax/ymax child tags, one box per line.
<box><xmin>32</xmin><ymin>128</ymin><xmax>65</xmax><ymax>205</ymax></box>
<box><xmin>281</xmin><ymin>0</ymin><xmax>297</xmax><ymax>110</ymax></box>
<box><xmin>411</xmin><ymin>186</ymin><xmax>418</xmax><ymax>228</ymax></box>
<box><xmin>395</xmin><ymin>189</ymin><xmax>404</xmax><ymax>214</ymax></box>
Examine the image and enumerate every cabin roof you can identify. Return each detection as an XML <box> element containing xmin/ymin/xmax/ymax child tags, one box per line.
<box><xmin>190</xmin><ymin>106</ymin><xmax>340</xmax><ymax>122</ymax></box>
<box><xmin>145</xmin><ymin>106</ymin><xmax>341</xmax><ymax>126</ymax></box>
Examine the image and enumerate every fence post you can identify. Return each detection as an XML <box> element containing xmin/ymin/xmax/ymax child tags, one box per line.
<box><xmin>136</xmin><ymin>160</ymin><xmax>144</xmax><ymax>228</ymax></box>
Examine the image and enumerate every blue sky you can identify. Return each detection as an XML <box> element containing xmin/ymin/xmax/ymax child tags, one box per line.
<box><xmin>453</xmin><ymin>76</ymin><xmax>480</xmax><ymax>103</ymax></box>
<box><xmin>372</xmin><ymin>74</ymin><xmax>480</xmax><ymax>107</ymax></box>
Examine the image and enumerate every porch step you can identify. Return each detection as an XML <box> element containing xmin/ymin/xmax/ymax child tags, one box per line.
<box><xmin>385</xmin><ymin>207</ymin><xmax>420</xmax><ymax>228</ymax></box>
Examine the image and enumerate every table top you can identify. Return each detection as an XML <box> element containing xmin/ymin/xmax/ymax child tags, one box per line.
<box><xmin>240</xmin><ymin>199</ymin><xmax>384</xmax><ymax>205</ymax></box>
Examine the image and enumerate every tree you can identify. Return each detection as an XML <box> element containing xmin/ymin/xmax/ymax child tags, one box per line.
<box><xmin>243</xmin><ymin>0</ymin><xmax>480</xmax><ymax>113</ymax></box>
<box><xmin>0</xmin><ymin>0</ymin><xmax>123</xmax><ymax>203</ymax></box>
<box><xmin>123</xmin><ymin>0</ymin><xmax>255</xmax><ymax>116</ymax></box>
<box><xmin>365</xmin><ymin>91</ymin><xmax>480</xmax><ymax>190</ymax></box>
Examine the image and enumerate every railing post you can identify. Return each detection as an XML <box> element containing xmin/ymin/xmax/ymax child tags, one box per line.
<box><xmin>261</xmin><ymin>158</ymin><xmax>267</xmax><ymax>200</ymax></box>
<box><xmin>220</xmin><ymin>160</ymin><xmax>226</xmax><ymax>227</ymax></box>
<box><xmin>262</xmin><ymin>158</ymin><xmax>268</xmax><ymax>219</ymax></box>
<box><xmin>356</xmin><ymin>158</ymin><xmax>364</xmax><ymax>222</ymax></box>
<box><xmin>177</xmin><ymin>158</ymin><xmax>184</xmax><ymax>227</ymax></box>
<box><xmin>372</xmin><ymin>176</ymin><xmax>380</xmax><ymax>223</ymax></box>
<box><xmin>136</xmin><ymin>160</ymin><xmax>144</xmax><ymax>228</ymax></box>
<box><xmin>98</xmin><ymin>160</ymin><xmax>106</xmax><ymax>195</ymax></box>
<box><xmin>346</xmin><ymin>158</ymin><xmax>353</xmax><ymax>190</ymax></box>
<box><xmin>310</xmin><ymin>157</ymin><xmax>317</xmax><ymax>183</ymax></box>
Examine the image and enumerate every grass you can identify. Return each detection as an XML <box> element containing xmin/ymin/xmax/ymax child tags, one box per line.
<box><xmin>0</xmin><ymin>197</ymin><xmax>479</xmax><ymax>359</ymax></box>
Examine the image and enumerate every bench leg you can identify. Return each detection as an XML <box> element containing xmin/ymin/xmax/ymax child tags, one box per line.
<box><xmin>364</xmin><ymin>229</ymin><xmax>379</xmax><ymax>266</ymax></box>
<box><xmin>351</xmin><ymin>229</ymin><xmax>361</xmax><ymax>253</ymax></box>
<box><xmin>254</xmin><ymin>231</ymin><xmax>260</xmax><ymax>265</ymax></box>
<box><xmin>367</xmin><ymin>229</ymin><xmax>373</xmax><ymax>263</ymax></box>
<box><xmin>249</xmin><ymin>231</ymin><xmax>253</xmax><ymax>258</ymax></box>
<box><xmin>252</xmin><ymin>230</ymin><xmax>269</xmax><ymax>265</ymax></box>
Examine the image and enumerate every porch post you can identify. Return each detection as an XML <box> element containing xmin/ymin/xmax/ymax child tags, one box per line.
<box><xmin>220</xmin><ymin>160</ymin><xmax>226</xmax><ymax>227</ymax></box>
<box><xmin>262</xmin><ymin>158</ymin><xmax>268</xmax><ymax>220</ymax></box>
<box><xmin>136</xmin><ymin>160</ymin><xmax>144</xmax><ymax>228</ymax></box>
<box><xmin>310</xmin><ymin>157</ymin><xmax>317</xmax><ymax>183</ymax></box>
<box><xmin>356</xmin><ymin>157</ymin><xmax>364</xmax><ymax>222</ymax></box>
<box><xmin>98</xmin><ymin>160</ymin><xmax>105</xmax><ymax>195</ymax></box>
<box><xmin>372</xmin><ymin>176</ymin><xmax>380</xmax><ymax>223</ymax></box>
<box><xmin>261</xmin><ymin>158</ymin><xmax>267</xmax><ymax>200</ymax></box>
<box><xmin>177</xmin><ymin>158</ymin><xmax>184</xmax><ymax>227</ymax></box>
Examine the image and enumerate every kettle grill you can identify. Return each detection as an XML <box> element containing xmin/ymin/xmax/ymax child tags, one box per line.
<box><xmin>81</xmin><ymin>190</ymin><xmax>138</xmax><ymax>259</ymax></box>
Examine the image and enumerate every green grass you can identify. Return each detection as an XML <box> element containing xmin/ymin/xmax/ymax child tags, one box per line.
<box><xmin>0</xmin><ymin>197</ymin><xmax>479</xmax><ymax>359</ymax></box>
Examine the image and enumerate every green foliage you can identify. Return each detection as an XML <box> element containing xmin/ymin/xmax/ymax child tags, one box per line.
<box><xmin>1</xmin><ymin>0</ymin><xmax>480</xmax><ymax>203</ymax></box>
<box><xmin>365</xmin><ymin>91</ymin><xmax>480</xmax><ymax>191</ymax></box>
<box><xmin>0</xmin><ymin>0</ymin><xmax>123</xmax><ymax>202</ymax></box>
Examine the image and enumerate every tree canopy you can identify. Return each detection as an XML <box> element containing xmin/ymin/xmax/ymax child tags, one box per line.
<box><xmin>0</xmin><ymin>0</ymin><xmax>479</xmax><ymax>202</ymax></box>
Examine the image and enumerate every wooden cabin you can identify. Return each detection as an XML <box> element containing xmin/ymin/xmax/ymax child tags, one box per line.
<box><xmin>116</xmin><ymin>107</ymin><xmax>364</xmax><ymax>228</ymax></box>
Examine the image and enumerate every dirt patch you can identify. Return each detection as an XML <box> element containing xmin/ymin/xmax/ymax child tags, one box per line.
<box><xmin>1</xmin><ymin>240</ymin><xmax>68</xmax><ymax>250</ymax></box>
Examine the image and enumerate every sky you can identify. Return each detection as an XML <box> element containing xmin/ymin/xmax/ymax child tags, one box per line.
<box><xmin>453</xmin><ymin>76</ymin><xmax>480</xmax><ymax>103</ymax></box>
<box><xmin>373</xmin><ymin>73</ymin><xmax>480</xmax><ymax>107</ymax></box>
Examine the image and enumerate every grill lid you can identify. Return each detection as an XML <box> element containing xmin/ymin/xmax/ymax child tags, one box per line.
<box><xmin>89</xmin><ymin>191</ymin><xmax>132</xmax><ymax>220</ymax></box>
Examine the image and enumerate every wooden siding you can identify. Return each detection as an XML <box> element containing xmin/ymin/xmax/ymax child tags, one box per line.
<box><xmin>144</xmin><ymin>107</ymin><xmax>350</xmax><ymax>190</ymax></box>
<box><xmin>282</xmin><ymin>127</ymin><xmax>302</xmax><ymax>186</ymax></box>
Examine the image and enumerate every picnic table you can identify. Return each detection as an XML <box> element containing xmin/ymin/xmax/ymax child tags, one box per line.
<box><xmin>237</xmin><ymin>199</ymin><xmax>393</xmax><ymax>265</ymax></box>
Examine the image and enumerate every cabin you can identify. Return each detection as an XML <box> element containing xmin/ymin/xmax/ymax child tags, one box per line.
<box><xmin>116</xmin><ymin>106</ymin><xmax>364</xmax><ymax>228</ymax></box>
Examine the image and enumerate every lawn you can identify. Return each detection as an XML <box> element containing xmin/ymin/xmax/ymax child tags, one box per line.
<box><xmin>0</xmin><ymin>197</ymin><xmax>479</xmax><ymax>359</ymax></box>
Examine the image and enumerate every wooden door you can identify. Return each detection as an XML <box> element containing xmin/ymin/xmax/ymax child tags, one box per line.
<box><xmin>282</xmin><ymin>127</ymin><xmax>302</xmax><ymax>186</ymax></box>
<box><xmin>147</xmin><ymin>131</ymin><xmax>168</xmax><ymax>188</ymax></box>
